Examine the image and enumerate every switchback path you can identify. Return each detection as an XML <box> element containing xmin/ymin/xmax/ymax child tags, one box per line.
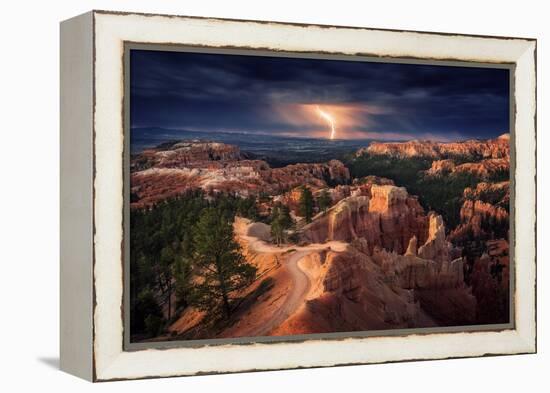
<box><xmin>235</xmin><ymin>220</ymin><xmax>346</xmax><ymax>336</ymax></box>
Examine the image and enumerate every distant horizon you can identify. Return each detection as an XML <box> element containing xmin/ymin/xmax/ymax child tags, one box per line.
<box><xmin>130</xmin><ymin>50</ymin><xmax>510</xmax><ymax>143</ymax></box>
<box><xmin>132</xmin><ymin>125</ymin><xmax>509</xmax><ymax>146</ymax></box>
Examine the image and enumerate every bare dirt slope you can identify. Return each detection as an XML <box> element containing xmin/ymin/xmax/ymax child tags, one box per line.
<box><xmin>225</xmin><ymin>218</ymin><xmax>347</xmax><ymax>337</ymax></box>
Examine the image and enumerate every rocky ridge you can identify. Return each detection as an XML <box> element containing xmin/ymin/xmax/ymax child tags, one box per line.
<box><xmin>130</xmin><ymin>141</ymin><xmax>350</xmax><ymax>208</ymax></box>
<box><xmin>449</xmin><ymin>181</ymin><xmax>510</xmax><ymax>244</ymax></box>
<box><xmin>360</xmin><ymin>133</ymin><xmax>510</xmax><ymax>160</ymax></box>
<box><xmin>301</xmin><ymin>185</ymin><xmax>430</xmax><ymax>255</ymax></box>
<box><xmin>425</xmin><ymin>158</ymin><xmax>509</xmax><ymax>179</ymax></box>
<box><xmin>274</xmin><ymin>235</ymin><xmax>475</xmax><ymax>334</ymax></box>
<box><xmin>284</xmin><ymin>184</ymin><xmax>478</xmax><ymax>329</ymax></box>
<box><xmin>132</xmin><ymin>140</ymin><xmax>242</xmax><ymax>171</ymax></box>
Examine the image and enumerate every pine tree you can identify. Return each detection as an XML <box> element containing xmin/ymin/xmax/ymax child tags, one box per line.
<box><xmin>270</xmin><ymin>203</ymin><xmax>294</xmax><ymax>246</ymax></box>
<box><xmin>279</xmin><ymin>204</ymin><xmax>293</xmax><ymax>230</ymax></box>
<box><xmin>137</xmin><ymin>288</ymin><xmax>164</xmax><ymax>337</ymax></box>
<box><xmin>174</xmin><ymin>255</ymin><xmax>192</xmax><ymax>309</ymax></box>
<box><xmin>299</xmin><ymin>186</ymin><xmax>314</xmax><ymax>223</ymax></box>
<box><xmin>190</xmin><ymin>208</ymin><xmax>257</xmax><ymax>319</ymax></box>
<box><xmin>159</xmin><ymin>246</ymin><xmax>176</xmax><ymax>320</ymax></box>
<box><xmin>270</xmin><ymin>215</ymin><xmax>284</xmax><ymax>246</ymax></box>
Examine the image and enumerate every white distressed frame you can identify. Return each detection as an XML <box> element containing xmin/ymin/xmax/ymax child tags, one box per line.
<box><xmin>80</xmin><ymin>10</ymin><xmax>536</xmax><ymax>381</ymax></box>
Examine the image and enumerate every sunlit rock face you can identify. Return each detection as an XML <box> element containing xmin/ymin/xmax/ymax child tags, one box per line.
<box><xmin>425</xmin><ymin>159</ymin><xmax>456</xmax><ymax>176</ymax></box>
<box><xmin>417</xmin><ymin>213</ymin><xmax>449</xmax><ymax>263</ymax></box>
<box><xmin>425</xmin><ymin>158</ymin><xmax>509</xmax><ymax>179</ymax></box>
<box><xmin>274</xmin><ymin>243</ymin><xmax>476</xmax><ymax>335</ymax></box>
<box><xmin>301</xmin><ymin>185</ymin><xmax>430</xmax><ymax>255</ymax></box>
<box><xmin>360</xmin><ymin>134</ymin><xmax>510</xmax><ymax>160</ymax></box>
<box><xmin>449</xmin><ymin>181</ymin><xmax>510</xmax><ymax>244</ymax></box>
<box><xmin>297</xmin><ymin>181</ymin><xmax>480</xmax><ymax>327</ymax></box>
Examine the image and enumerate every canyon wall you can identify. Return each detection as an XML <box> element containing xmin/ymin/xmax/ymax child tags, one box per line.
<box><xmin>301</xmin><ymin>185</ymin><xmax>429</xmax><ymax>255</ymax></box>
<box><xmin>130</xmin><ymin>141</ymin><xmax>350</xmax><ymax>208</ymax></box>
<box><xmin>274</xmin><ymin>242</ymin><xmax>475</xmax><ymax>335</ymax></box>
<box><xmin>361</xmin><ymin>133</ymin><xmax>510</xmax><ymax>160</ymax></box>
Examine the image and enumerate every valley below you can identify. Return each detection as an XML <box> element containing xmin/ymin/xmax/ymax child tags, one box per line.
<box><xmin>129</xmin><ymin>133</ymin><xmax>511</xmax><ymax>342</ymax></box>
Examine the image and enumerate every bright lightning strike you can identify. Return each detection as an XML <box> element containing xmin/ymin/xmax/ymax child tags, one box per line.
<box><xmin>316</xmin><ymin>106</ymin><xmax>336</xmax><ymax>140</ymax></box>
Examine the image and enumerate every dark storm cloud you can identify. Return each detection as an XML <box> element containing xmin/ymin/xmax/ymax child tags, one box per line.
<box><xmin>130</xmin><ymin>49</ymin><xmax>509</xmax><ymax>140</ymax></box>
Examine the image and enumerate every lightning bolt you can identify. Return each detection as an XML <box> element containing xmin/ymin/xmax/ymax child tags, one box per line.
<box><xmin>316</xmin><ymin>106</ymin><xmax>336</xmax><ymax>140</ymax></box>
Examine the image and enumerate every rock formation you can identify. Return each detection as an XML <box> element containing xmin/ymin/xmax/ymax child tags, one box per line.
<box><xmin>301</xmin><ymin>185</ymin><xmax>429</xmax><ymax>255</ymax></box>
<box><xmin>130</xmin><ymin>141</ymin><xmax>350</xmax><ymax>208</ymax></box>
<box><xmin>360</xmin><ymin>134</ymin><xmax>510</xmax><ymax>160</ymax></box>
<box><xmin>449</xmin><ymin>181</ymin><xmax>510</xmax><ymax>244</ymax></box>
<box><xmin>425</xmin><ymin>159</ymin><xmax>456</xmax><ymax>176</ymax></box>
<box><xmin>417</xmin><ymin>213</ymin><xmax>450</xmax><ymax>263</ymax></box>
<box><xmin>132</xmin><ymin>140</ymin><xmax>243</xmax><ymax>171</ymax></box>
<box><xmin>269</xmin><ymin>159</ymin><xmax>350</xmax><ymax>191</ymax></box>
<box><xmin>272</xmin><ymin>247</ymin><xmax>431</xmax><ymax>334</ymax></box>
<box><xmin>405</xmin><ymin>236</ymin><xmax>417</xmax><ymax>256</ymax></box>
<box><xmin>274</xmin><ymin>242</ymin><xmax>476</xmax><ymax>335</ymax></box>
<box><xmin>425</xmin><ymin>158</ymin><xmax>509</xmax><ymax>179</ymax></box>
<box><xmin>445</xmin><ymin>181</ymin><xmax>511</xmax><ymax>324</ymax></box>
<box><xmin>277</xmin><ymin>176</ymin><xmax>395</xmax><ymax>215</ymax></box>
<box><xmin>467</xmin><ymin>239</ymin><xmax>510</xmax><ymax>324</ymax></box>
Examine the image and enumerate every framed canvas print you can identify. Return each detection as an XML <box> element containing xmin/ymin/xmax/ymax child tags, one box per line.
<box><xmin>60</xmin><ymin>10</ymin><xmax>537</xmax><ymax>381</ymax></box>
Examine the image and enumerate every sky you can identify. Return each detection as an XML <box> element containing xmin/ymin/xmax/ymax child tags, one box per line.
<box><xmin>130</xmin><ymin>49</ymin><xmax>510</xmax><ymax>141</ymax></box>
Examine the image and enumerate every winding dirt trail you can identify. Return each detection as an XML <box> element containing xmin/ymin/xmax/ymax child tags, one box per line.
<box><xmin>235</xmin><ymin>220</ymin><xmax>346</xmax><ymax>336</ymax></box>
<box><xmin>243</xmin><ymin>250</ymin><xmax>311</xmax><ymax>337</ymax></box>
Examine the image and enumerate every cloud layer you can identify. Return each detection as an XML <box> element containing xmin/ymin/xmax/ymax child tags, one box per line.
<box><xmin>130</xmin><ymin>49</ymin><xmax>510</xmax><ymax>141</ymax></box>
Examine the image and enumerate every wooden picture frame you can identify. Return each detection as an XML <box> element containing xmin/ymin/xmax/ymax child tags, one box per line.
<box><xmin>60</xmin><ymin>10</ymin><xmax>536</xmax><ymax>381</ymax></box>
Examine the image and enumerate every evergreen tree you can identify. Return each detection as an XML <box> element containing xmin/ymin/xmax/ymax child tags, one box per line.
<box><xmin>133</xmin><ymin>287</ymin><xmax>164</xmax><ymax>337</ymax></box>
<box><xmin>270</xmin><ymin>204</ymin><xmax>294</xmax><ymax>246</ymax></box>
<box><xmin>159</xmin><ymin>246</ymin><xmax>176</xmax><ymax>320</ymax></box>
<box><xmin>279</xmin><ymin>204</ymin><xmax>293</xmax><ymax>230</ymax></box>
<box><xmin>299</xmin><ymin>186</ymin><xmax>314</xmax><ymax>223</ymax></box>
<box><xmin>317</xmin><ymin>188</ymin><xmax>332</xmax><ymax>214</ymax></box>
<box><xmin>270</xmin><ymin>215</ymin><xmax>284</xmax><ymax>246</ymax></box>
<box><xmin>190</xmin><ymin>208</ymin><xmax>256</xmax><ymax>319</ymax></box>
<box><xmin>129</xmin><ymin>191</ymin><xmax>260</xmax><ymax>336</ymax></box>
<box><xmin>174</xmin><ymin>255</ymin><xmax>192</xmax><ymax>309</ymax></box>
